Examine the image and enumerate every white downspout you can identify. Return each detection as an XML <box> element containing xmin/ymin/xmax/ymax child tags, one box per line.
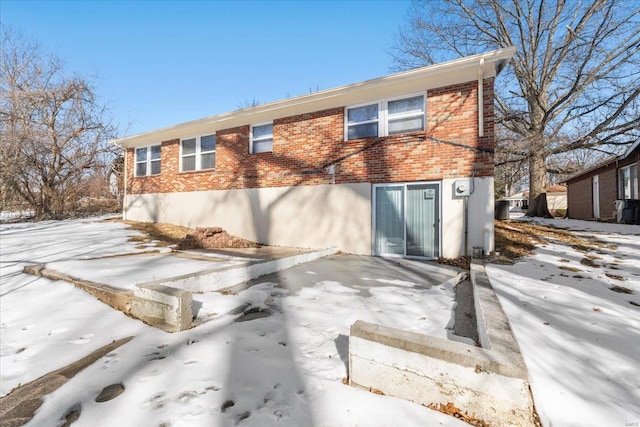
<box><xmin>478</xmin><ymin>58</ymin><xmax>485</xmax><ymax>138</ymax></box>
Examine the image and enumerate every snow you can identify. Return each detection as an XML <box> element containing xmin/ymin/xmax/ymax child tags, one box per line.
<box><xmin>47</xmin><ymin>254</ymin><xmax>246</xmax><ymax>290</ymax></box>
<box><xmin>487</xmin><ymin>217</ymin><xmax>640</xmax><ymax>427</ymax></box>
<box><xmin>1</xmin><ymin>218</ymin><xmax>466</xmax><ymax>426</ymax></box>
<box><xmin>5</xmin><ymin>216</ymin><xmax>637</xmax><ymax>426</ymax></box>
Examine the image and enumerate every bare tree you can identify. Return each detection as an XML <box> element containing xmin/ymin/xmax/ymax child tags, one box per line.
<box><xmin>0</xmin><ymin>27</ymin><xmax>117</xmax><ymax>219</ymax></box>
<box><xmin>494</xmin><ymin>129</ymin><xmax>529</xmax><ymax>198</ymax></box>
<box><xmin>391</xmin><ymin>0</ymin><xmax>640</xmax><ymax>217</ymax></box>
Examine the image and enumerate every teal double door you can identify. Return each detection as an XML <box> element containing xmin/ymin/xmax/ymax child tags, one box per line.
<box><xmin>373</xmin><ymin>183</ymin><xmax>440</xmax><ymax>258</ymax></box>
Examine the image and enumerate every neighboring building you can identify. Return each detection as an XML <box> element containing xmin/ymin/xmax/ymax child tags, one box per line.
<box><xmin>564</xmin><ymin>138</ymin><xmax>639</xmax><ymax>221</ymax></box>
<box><xmin>111</xmin><ymin>48</ymin><xmax>515</xmax><ymax>258</ymax></box>
<box><xmin>507</xmin><ymin>185</ymin><xmax>567</xmax><ymax>215</ymax></box>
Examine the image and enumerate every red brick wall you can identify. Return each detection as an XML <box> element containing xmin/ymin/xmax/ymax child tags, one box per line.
<box><xmin>567</xmin><ymin>177</ymin><xmax>594</xmax><ymax>220</ymax></box>
<box><xmin>567</xmin><ymin>167</ymin><xmax>617</xmax><ymax>220</ymax></box>
<box><xmin>127</xmin><ymin>79</ymin><xmax>495</xmax><ymax>194</ymax></box>
<box><xmin>598</xmin><ymin>169</ymin><xmax>618</xmax><ymax>219</ymax></box>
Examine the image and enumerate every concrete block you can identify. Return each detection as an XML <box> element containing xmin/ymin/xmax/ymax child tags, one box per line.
<box><xmin>349</xmin><ymin>321</ymin><xmax>536</xmax><ymax>427</ymax></box>
<box><xmin>471</xmin><ymin>261</ymin><xmax>524</xmax><ymax>360</ymax></box>
<box><xmin>143</xmin><ymin>247</ymin><xmax>338</xmax><ymax>292</ymax></box>
<box><xmin>131</xmin><ymin>284</ymin><xmax>192</xmax><ymax>332</ymax></box>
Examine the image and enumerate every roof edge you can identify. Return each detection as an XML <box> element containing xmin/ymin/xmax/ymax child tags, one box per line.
<box><xmin>563</xmin><ymin>137</ymin><xmax>640</xmax><ymax>183</ymax></box>
<box><xmin>111</xmin><ymin>47</ymin><xmax>516</xmax><ymax>147</ymax></box>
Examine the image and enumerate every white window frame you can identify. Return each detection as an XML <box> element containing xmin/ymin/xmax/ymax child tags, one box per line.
<box><xmin>180</xmin><ymin>134</ymin><xmax>216</xmax><ymax>172</ymax></box>
<box><xmin>345</xmin><ymin>102</ymin><xmax>380</xmax><ymax>140</ymax></box>
<box><xmin>344</xmin><ymin>92</ymin><xmax>426</xmax><ymax>141</ymax></box>
<box><xmin>619</xmin><ymin>163</ymin><xmax>638</xmax><ymax>199</ymax></box>
<box><xmin>134</xmin><ymin>144</ymin><xmax>161</xmax><ymax>177</ymax></box>
<box><xmin>250</xmin><ymin>122</ymin><xmax>274</xmax><ymax>154</ymax></box>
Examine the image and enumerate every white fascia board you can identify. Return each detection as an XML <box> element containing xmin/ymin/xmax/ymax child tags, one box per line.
<box><xmin>112</xmin><ymin>47</ymin><xmax>516</xmax><ymax>149</ymax></box>
<box><xmin>622</xmin><ymin>137</ymin><xmax>640</xmax><ymax>159</ymax></box>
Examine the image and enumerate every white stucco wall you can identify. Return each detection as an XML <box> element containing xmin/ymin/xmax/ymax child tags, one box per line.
<box><xmin>124</xmin><ymin>178</ymin><xmax>494</xmax><ymax>258</ymax></box>
<box><xmin>441</xmin><ymin>177</ymin><xmax>494</xmax><ymax>258</ymax></box>
<box><xmin>124</xmin><ymin>183</ymin><xmax>373</xmax><ymax>255</ymax></box>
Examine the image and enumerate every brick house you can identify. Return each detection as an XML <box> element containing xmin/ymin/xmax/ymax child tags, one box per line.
<box><xmin>112</xmin><ymin>48</ymin><xmax>515</xmax><ymax>258</ymax></box>
<box><xmin>565</xmin><ymin>138</ymin><xmax>639</xmax><ymax>222</ymax></box>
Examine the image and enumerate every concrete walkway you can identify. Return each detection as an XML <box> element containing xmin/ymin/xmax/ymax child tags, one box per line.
<box><xmin>2</xmin><ymin>254</ymin><xmax>471</xmax><ymax>426</ymax></box>
<box><xmin>231</xmin><ymin>254</ymin><xmax>464</xmax><ymax>295</ymax></box>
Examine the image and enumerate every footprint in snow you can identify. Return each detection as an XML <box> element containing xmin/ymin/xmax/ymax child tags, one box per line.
<box><xmin>48</xmin><ymin>328</ymin><xmax>68</xmax><ymax>336</ymax></box>
<box><xmin>176</xmin><ymin>390</ymin><xmax>200</xmax><ymax>404</ymax></box>
<box><xmin>274</xmin><ymin>409</ymin><xmax>290</xmax><ymax>420</ymax></box>
<box><xmin>69</xmin><ymin>334</ymin><xmax>94</xmax><ymax>344</ymax></box>
<box><xmin>180</xmin><ymin>405</ymin><xmax>205</xmax><ymax>421</ymax></box>
<box><xmin>102</xmin><ymin>353</ymin><xmax>120</xmax><ymax>369</ymax></box>
<box><xmin>137</xmin><ymin>369</ymin><xmax>161</xmax><ymax>383</ymax></box>
<box><xmin>145</xmin><ymin>351</ymin><xmax>168</xmax><ymax>361</ymax></box>
<box><xmin>142</xmin><ymin>392</ymin><xmax>166</xmax><ymax>409</ymax></box>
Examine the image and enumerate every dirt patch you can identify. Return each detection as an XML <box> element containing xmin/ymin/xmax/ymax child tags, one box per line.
<box><xmin>176</xmin><ymin>227</ymin><xmax>260</xmax><ymax>250</ymax></box>
<box><xmin>104</xmin><ymin>219</ymin><xmax>262</xmax><ymax>250</ymax></box>
<box><xmin>103</xmin><ymin>218</ymin><xmax>194</xmax><ymax>247</ymax></box>
<box><xmin>438</xmin><ymin>256</ymin><xmax>471</xmax><ymax>270</ymax></box>
<box><xmin>559</xmin><ymin>265</ymin><xmax>581</xmax><ymax>272</ymax></box>
<box><xmin>610</xmin><ymin>285</ymin><xmax>634</xmax><ymax>294</ymax></box>
<box><xmin>427</xmin><ymin>402</ymin><xmax>488</xmax><ymax>427</ymax></box>
<box><xmin>493</xmin><ymin>220</ymin><xmax>617</xmax><ymax>264</ymax></box>
<box><xmin>580</xmin><ymin>257</ymin><xmax>600</xmax><ymax>268</ymax></box>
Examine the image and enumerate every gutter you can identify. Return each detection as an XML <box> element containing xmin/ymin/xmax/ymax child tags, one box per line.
<box><xmin>110</xmin><ymin>47</ymin><xmax>516</xmax><ymax>149</ymax></box>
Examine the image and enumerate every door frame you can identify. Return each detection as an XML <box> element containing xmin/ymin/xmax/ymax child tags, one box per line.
<box><xmin>372</xmin><ymin>181</ymin><xmax>442</xmax><ymax>259</ymax></box>
<box><xmin>593</xmin><ymin>175</ymin><xmax>600</xmax><ymax>219</ymax></box>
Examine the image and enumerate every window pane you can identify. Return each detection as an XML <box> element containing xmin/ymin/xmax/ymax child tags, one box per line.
<box><xmin>388</xmin><ymin>96</ymin><xmax>424</xmax><ymax>116</ymax></box>
<box><xmin>253</xmin><ymin>124</ymin><xmax>273</xmax><ymax>139</ymax></box>
<box><xmin>201</xmin><ymin>135</ymin><xmax>216</xmax><ymax>152</ymax></box>
<box><xmin>136</xmin><ymin>162</ymin><xmax>147</xmax><ymax>177</ymax></box>
<box><xmin>182</xmin><ymin>155</ymin><xmax>196</xmax><ymax>171</ymax></box>
<box><xmin>388</xmin><ymin>116</ymin><xmax>425</xmax><ymax>135</ymax></box>
<box><xmin>135</xmin><ymin>147</ymin><xmax>147</xmax><ymax>161</ymax></box>
<box><xmin>348</xmin><ymin>104</ymin><xmax>378</xmax><ymax>123</ymax></box>
<box><xmin>253</xmin><ymin>138</ymin><xmax>273</xmax><ymax>153</ymax></box>
<box><xmin>348</xmin><ymin>122</ymin><xmax>378</xmax><ymax>140</ymax></box>
<box><xmin>631</xmin><ymin>165</ymin><xmax>638</xmax><ymax>199</ymax></box>
<box><xmin>201</xmin><ymin>152</ymin><xmax>215</xmax><ymax>169</ymax></box>
<box><xmin>621</xmin><ymin>167</ymin><xmax>631</xmax><ymax>198</ymax></box>
<box><xmin>182</xmin><ymin>139</ymin><xmax>196</xmax><ymax>155</ymax></box>
<box><xmin>150</xmin><ymin>159</ymin><xmax>161</xmax><ymax>175</ymax></box>
<box><xmin>150</xmin><ymin>145</ymin><xmax>161</xmax><ymax>160</ymax></box>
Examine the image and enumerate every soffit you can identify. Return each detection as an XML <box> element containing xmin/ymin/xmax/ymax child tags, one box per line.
<box><xmin>113</xmin><ymin>47</ymin><xmax>516</xmax><ymax>148</ymax></box>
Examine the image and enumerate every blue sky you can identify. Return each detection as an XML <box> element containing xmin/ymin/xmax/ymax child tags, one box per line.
<box><xmin>2</xmin><ymin>0</ymin><xmax>412</xmax><ymax>136</ymax></box>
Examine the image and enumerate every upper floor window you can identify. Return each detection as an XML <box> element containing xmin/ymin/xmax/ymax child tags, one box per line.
<box><xmin>347</xmin><ymin>104</ymin><xmax>379</xmax><ymax>140</ymax></box>
<box><xmin>387</xmin><ymin>95</ymin><xmax>425</xmax><ymax>135</ymax></box>
<box><xmin>251</xmin><ymin>123</ymin><xmax>273</xmax><ymax>154</ymax></box>
<box><xmin>181</xmin><ymin>134</ymin><xmax>216</xmax><ymax>172</ymax></box>
<box><xmin>135</xmin><ymin>145</ymin><xmax>161</xmax><ymax>176</ymax></box>
<box><xmin>345</xmin><ymin>94</ymin><xmax>425</xmax><ymax>141</ymax></box>
<box><xmin>619</xmin><ymin>163</ymin><xmax>638</xmax><ymax>199</ymax></box>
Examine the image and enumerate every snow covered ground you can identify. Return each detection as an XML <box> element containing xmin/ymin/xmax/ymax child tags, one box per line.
<box><xmin>3</xmin><ymin>216</ymin><xmax>638</xmax><ymax>426</ymax></box>
<box><xmin>487</xmin><ymin>217</ymin><xmax>640</xmax><ymax>427</ymax></box>
<box><xmin>1</xmin><ymin>217</ymin><xmax>467</xmax><ymax>426</ymax></box>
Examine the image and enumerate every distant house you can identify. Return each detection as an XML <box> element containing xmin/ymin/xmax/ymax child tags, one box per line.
<box><xmin>564</xmin><ymin>139</ymin><xmax>639</xmax><ymax>221</ymax></box>
<box><xmin>507</xmin><ymin>185</ymin><xmax>567</xmax><ymax>215</ymax></box>
<box><xmin>111</xmin><ymin>48</ymin><xmax>515</xmax><ymax>258</ymax></box>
